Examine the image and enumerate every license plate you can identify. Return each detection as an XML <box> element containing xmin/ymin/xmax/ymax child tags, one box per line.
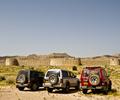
<box><xmin>84</xmin><ymin>82</ymin><xmax>88</xmax><ymax>85</ymax></box>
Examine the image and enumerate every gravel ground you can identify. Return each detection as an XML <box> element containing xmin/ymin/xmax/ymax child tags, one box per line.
<box><xmin>0</xmin><ymin>86</ymin><xmax>120</xmax><ymax>100</ymax></box>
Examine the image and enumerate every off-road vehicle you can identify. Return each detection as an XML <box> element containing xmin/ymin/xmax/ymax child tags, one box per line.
<box><xmin>80</xmin><ymin>67</ymin><xmax>112</xmax><ymax>94</ymax></box>
<box><xmin>16</xmin><ymin>70</ymin><xmax>44</xmax><ymax>91</ymax></box>
<box><xmin>44</xmin><ymin>69</ymin><xmax>80</xmax><ymax>93</ymax></box>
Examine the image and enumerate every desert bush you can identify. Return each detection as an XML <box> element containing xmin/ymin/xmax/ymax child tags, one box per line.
<box><xmin>6</xmin><ymin>77</ymin><xmax>15</xmax><ymax>85</ymax></box>
<box><xmin>0</xmin><ymin>75</ymin><xmax>6</xmax><ymax>81</ymax></box>
<box><xmin>72</xmin><ymin>66</ymin><xmax>77</xmax><ymax>71</ymax></box>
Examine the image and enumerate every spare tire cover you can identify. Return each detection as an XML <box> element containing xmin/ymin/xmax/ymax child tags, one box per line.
<box><xmin>49</xmin><ymin>74</ymin><xmax>58</xmax><ymax>85</ymax></box>
<box><xmin>17</xmin><ymin>74</ymin><xmax>26</xmax><ymax>83</ymax></box>
<box><xmin>89</xmin><ymin>74</ymin><xmax>100</xmax><ymax>86</ymax></box>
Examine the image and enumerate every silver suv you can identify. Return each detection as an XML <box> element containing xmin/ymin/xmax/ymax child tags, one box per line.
<box><xmin>44</xmin><ymin>69</ymin><xmax>80</xmax><ymax>93</ymax></box>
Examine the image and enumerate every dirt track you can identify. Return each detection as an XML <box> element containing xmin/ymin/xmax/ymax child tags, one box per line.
<box><xmin>0</xmin><ymin>86</ymin><xmax>120</xmax><ymax>100</ymax></box>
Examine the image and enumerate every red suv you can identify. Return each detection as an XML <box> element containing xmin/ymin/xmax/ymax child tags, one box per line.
<box><xmin>80</xmin><ymin>67</ymin><xmax>112</xmax><ymax>94</ymax></box>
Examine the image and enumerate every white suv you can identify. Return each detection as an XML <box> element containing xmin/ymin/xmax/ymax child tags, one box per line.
<box><xmin>44</xmin><ymin>69</ymin><xmax>80</xmax><ymax>93</ymax></box>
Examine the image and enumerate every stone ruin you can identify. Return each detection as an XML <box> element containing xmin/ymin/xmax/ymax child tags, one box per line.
<box><xmin>5</xmin><ymin>58</ymin><xmax>19</xmax><ymax>66</ymax></box>
<box><xmin>0</xmin><ymin>53</ymin><xmax>81</xmax><ymax>67</ymax></box>
<box><xmin>110</xmin><ymin>58</ymin><xmax>120</xmax><ymax>66</ymax></box>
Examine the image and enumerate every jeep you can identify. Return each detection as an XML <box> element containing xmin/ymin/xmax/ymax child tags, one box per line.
<box><xmin>16</xmin><ymin>70</ymin><xmax>44</xmax><ymax>91</ymax></box>
<box><xmin>80</xmin><ymin>67</ymin><xmax>112</xmax><ymax>94</ymax></box>
<box><xmin>44</xmin><ymin>69</ymin><xmax>80</xmax><ymax>93</ymax></box>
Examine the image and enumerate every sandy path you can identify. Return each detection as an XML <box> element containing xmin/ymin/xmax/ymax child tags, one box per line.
<box><xmin>0</xmin><ymin>86</ymin><xmax>120</xmax><ymax>100</ymax></box>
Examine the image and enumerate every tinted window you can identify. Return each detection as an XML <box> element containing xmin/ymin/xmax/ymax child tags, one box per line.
<box><xmin>30</xmin><ymin>71</ymin><xmax>39</xmax><ymax>78</ymax></box>
<box><xmin>62</xmin><ymin>71</ymin><xmax>68</xmax><ymax>77</ymax></box>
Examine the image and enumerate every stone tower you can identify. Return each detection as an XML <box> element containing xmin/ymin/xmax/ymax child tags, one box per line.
<box><xmin>5</xmin><ymin>58</ymin><xmax>19</xmax><ymax>66</ymax></box>
<box><xmin>110</xmin><ymin>58</ymin><xmax>120</xmax><ymax>66</ymax></box>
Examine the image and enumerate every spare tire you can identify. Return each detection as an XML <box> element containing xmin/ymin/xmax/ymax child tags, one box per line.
<box><xmin>17</xmin><ymin>74</ymin><xmax>26</xmax><ymax>83</ymax></box>
<box><xmin>89</xmin><ymin>74</ymin><xmax>100</xmax><ymax>86</ymax></box>
<box><xmin>49</xmin><ymin>74</ymin><xmax>58</xmax><ymax>85</ymax></box>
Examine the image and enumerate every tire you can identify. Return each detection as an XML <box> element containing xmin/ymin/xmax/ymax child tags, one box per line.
<box><xmin>92</xmin><ymin>89</ymin><xmax>96</xmax><ymax>94</ymax></box>
<box><xmin>47</xmin><ymin>88</ymin><xmax>53</xmax><ymax>93</ymax></box>
<box><xmin>18</xmin><ymin>87</ymin><xmax>24</xmax><ymax>91</ymax></box>
<box><xmin>108</xmin><ymin>81</ymin><xmax>112</xmax><ymax>91</ymax></box>
<box><xmin>75</xmin><ymin>81</ymin><xmax>80</xmax><ymax>91</ymax></box>
<box><xmin>103</xmin><ymin>86</ymin><xmax>109</xmax><ymax>95</ymax></box>
<box><xmin>82</xmin><ymin>89</ymin><xmax>88</xmax><ymax>94</ymax></box>
<box><xmin>108</xmin><ymin>84</ymin><xmax>112</xmax><ymax>91</ymax></box>
<box><xmin>17</xmin><ymin>74</ymin><xmax>26</xmax><ymax>83</ymax></box>
<box><xmin>49</xmin><ymin>74</ymin><xmax>58</xmax><ymax>85</ymax></box>
<box><xmin>63</xmin><ymin>82</ymin><xmax>70</xmax><ymax>93</ymax></box>
<box><xmin>89</xmin><ymin>74</ymin><xmax>100</xmax><ymax>86</ymax></box>
<box><xmin>30</xmin><ymin>83</ymin><xmax>39</xmax><ymax>91</ymax></box>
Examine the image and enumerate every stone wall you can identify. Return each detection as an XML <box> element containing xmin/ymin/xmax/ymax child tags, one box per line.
<box><xmin>50</xmin><ymin>58</ymin><xmax>81</xmax><ymax>66</ymax></box>
<box><xmin>17</xmin><ymin>57</ymin><xmax>50</xmax><ymax>67</ymax></box>
<box><xmin>0</xmin><ymin>53</ymin><xmax>81</xmax><ymax>67</ymax></box>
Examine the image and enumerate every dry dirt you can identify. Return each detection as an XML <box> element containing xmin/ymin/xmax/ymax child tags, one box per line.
<box><xmin>0</xmin><ymin>86</ymin><xmax>120</xmax><ymax>100</ymax></box>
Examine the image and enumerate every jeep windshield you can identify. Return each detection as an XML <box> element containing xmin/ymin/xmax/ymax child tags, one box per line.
<box><xmin>46</xmin><ymin>71</ymin><xmax>60</xmax><ymax>77</ymax></box>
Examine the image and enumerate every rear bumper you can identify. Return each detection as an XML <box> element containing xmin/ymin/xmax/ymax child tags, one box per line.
<box><xmin>44</xmin><ymin>83</ymin><xmax>65</xmax><ymax>88</ymax></box>
<box><xmin>81</xmin><ymin>86</ymin><xmax>104</xmax><ymax>90</ymax></box>
<box><xmin>16</xmin><ymin>83</ymin><xmax>29</xmax><ymax>88</ymax></box>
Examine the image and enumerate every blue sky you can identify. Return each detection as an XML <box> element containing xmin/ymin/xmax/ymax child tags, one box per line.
<box><xmin>0</xmin><ymin>0</ymin><xmax>120</xmax><ymax>57</ymax></box>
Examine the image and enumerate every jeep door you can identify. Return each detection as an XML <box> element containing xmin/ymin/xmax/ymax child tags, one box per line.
<box><xmin>68</xmin><ymin>72</ymin><xmax>78</xmax><ymax>87</ymax></box>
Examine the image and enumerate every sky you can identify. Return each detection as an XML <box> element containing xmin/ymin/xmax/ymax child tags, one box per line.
<box><xmin>0</xmin><ymin>0</ymin><xmax>120</xmax><ymax>57</ymax></box>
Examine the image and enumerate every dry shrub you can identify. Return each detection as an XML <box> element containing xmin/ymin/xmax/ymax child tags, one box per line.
<box><xmin>0</xmin><ymin>75</ymin><xmax>6</xmax><ymax>81</ymax></box>
<box><xmin>6</xmin><ymin>76</ymin><xmax>15</xmax><ymax>85</ymax></box>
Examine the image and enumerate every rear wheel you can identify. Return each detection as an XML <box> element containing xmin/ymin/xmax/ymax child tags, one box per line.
<box><xmin>103</xmin><ymin>86</ymin><xmax>109</xmax><ymax>95</ymax></box>
<box><xmin>30</xmin><ymin>83</ymin><xmax>39</xmax><ymax>91</ymax></box>
<box><xmin>75</xmin><ymin>81</ymin><xmax>80</xmax><ymax>91</ymax></box>
<box><xmin>63</xmin><ymin>82</ymin><xmax>70</xmax><ymax>93</ymax></box>
<box><xmin>18</xmin><ymin>87</ymin><xmax>24</xmax><ymax>91</ymax></box>
<box><xmin>108</xmin><ymin>82</ymin><xmax>112</xmax><ymax>91</ymax></box>
<box><xmin>47</xmin><ymin>88</ymin><xmax>53</xmax><ymax>93</ymax></box>
<box><xmin>82</xmin><ymin>89</ymin><xmax>88</xmax><ymax>94</ymax></box>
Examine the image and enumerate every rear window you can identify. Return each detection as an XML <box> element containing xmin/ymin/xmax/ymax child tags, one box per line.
<box><xmin>46</xmin><ymin>71</ymin><xmax>60</xmax><ymax>77</ymax></box>
<box><xmin>30</xmin><ymin>71</ymin><xmax>44</xmax><ymax>78</ymax></box>
<box><xmin>18</xmin><ymin>70</ymin><xmax>28</xmax><ymax>76</ymax></box>
<box><xmin>82</xmin><ymin>69</ymin><xmax>100</xmax><ymax>77</ymax></box>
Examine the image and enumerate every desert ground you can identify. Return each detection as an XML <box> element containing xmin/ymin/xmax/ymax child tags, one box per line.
<box><xmin>0</xmin><ymin>59</ymin><xmax>120</xmax><ymax>100</ymax></box>
<box><xmin>0</xmin><ymin>85</ymin><xmax>120</xmax><ymax>100</ymax></box>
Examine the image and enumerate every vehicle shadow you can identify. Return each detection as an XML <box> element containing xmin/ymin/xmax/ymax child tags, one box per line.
<box><xmin>50</xmin><ymin>88</ymin><xmax>79</xmax><ymax>94</ymax></box>
<box><xmin>85</xmin><ymin>89</ymin><xmax>117</xmax><ymax>95</ymax></box>
<box><xmin>22</xmin><ymin>87</ymin><xmax>46</xmax><ymax>92</ymax></box>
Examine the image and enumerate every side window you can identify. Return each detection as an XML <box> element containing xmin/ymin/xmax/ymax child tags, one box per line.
<box><xmin>31</xmin><ymin>71</ymin><xmax>39</xmax><ymax>78</ymax></box>
<box><xmin>70</xmin><ymin>72</ymin><xmax>75</xmax><ymax>78</ymax></box>
<box><xmin>62</xmin><ymin>71</ymin><xmax>68</xmax><ymax>77</ymax></box>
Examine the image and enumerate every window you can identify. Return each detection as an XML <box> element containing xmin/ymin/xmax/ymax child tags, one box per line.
<box><xmin>62</xmin><ymin>71</ymin><xmax>68</xmax><ymax>77</ymax></box>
